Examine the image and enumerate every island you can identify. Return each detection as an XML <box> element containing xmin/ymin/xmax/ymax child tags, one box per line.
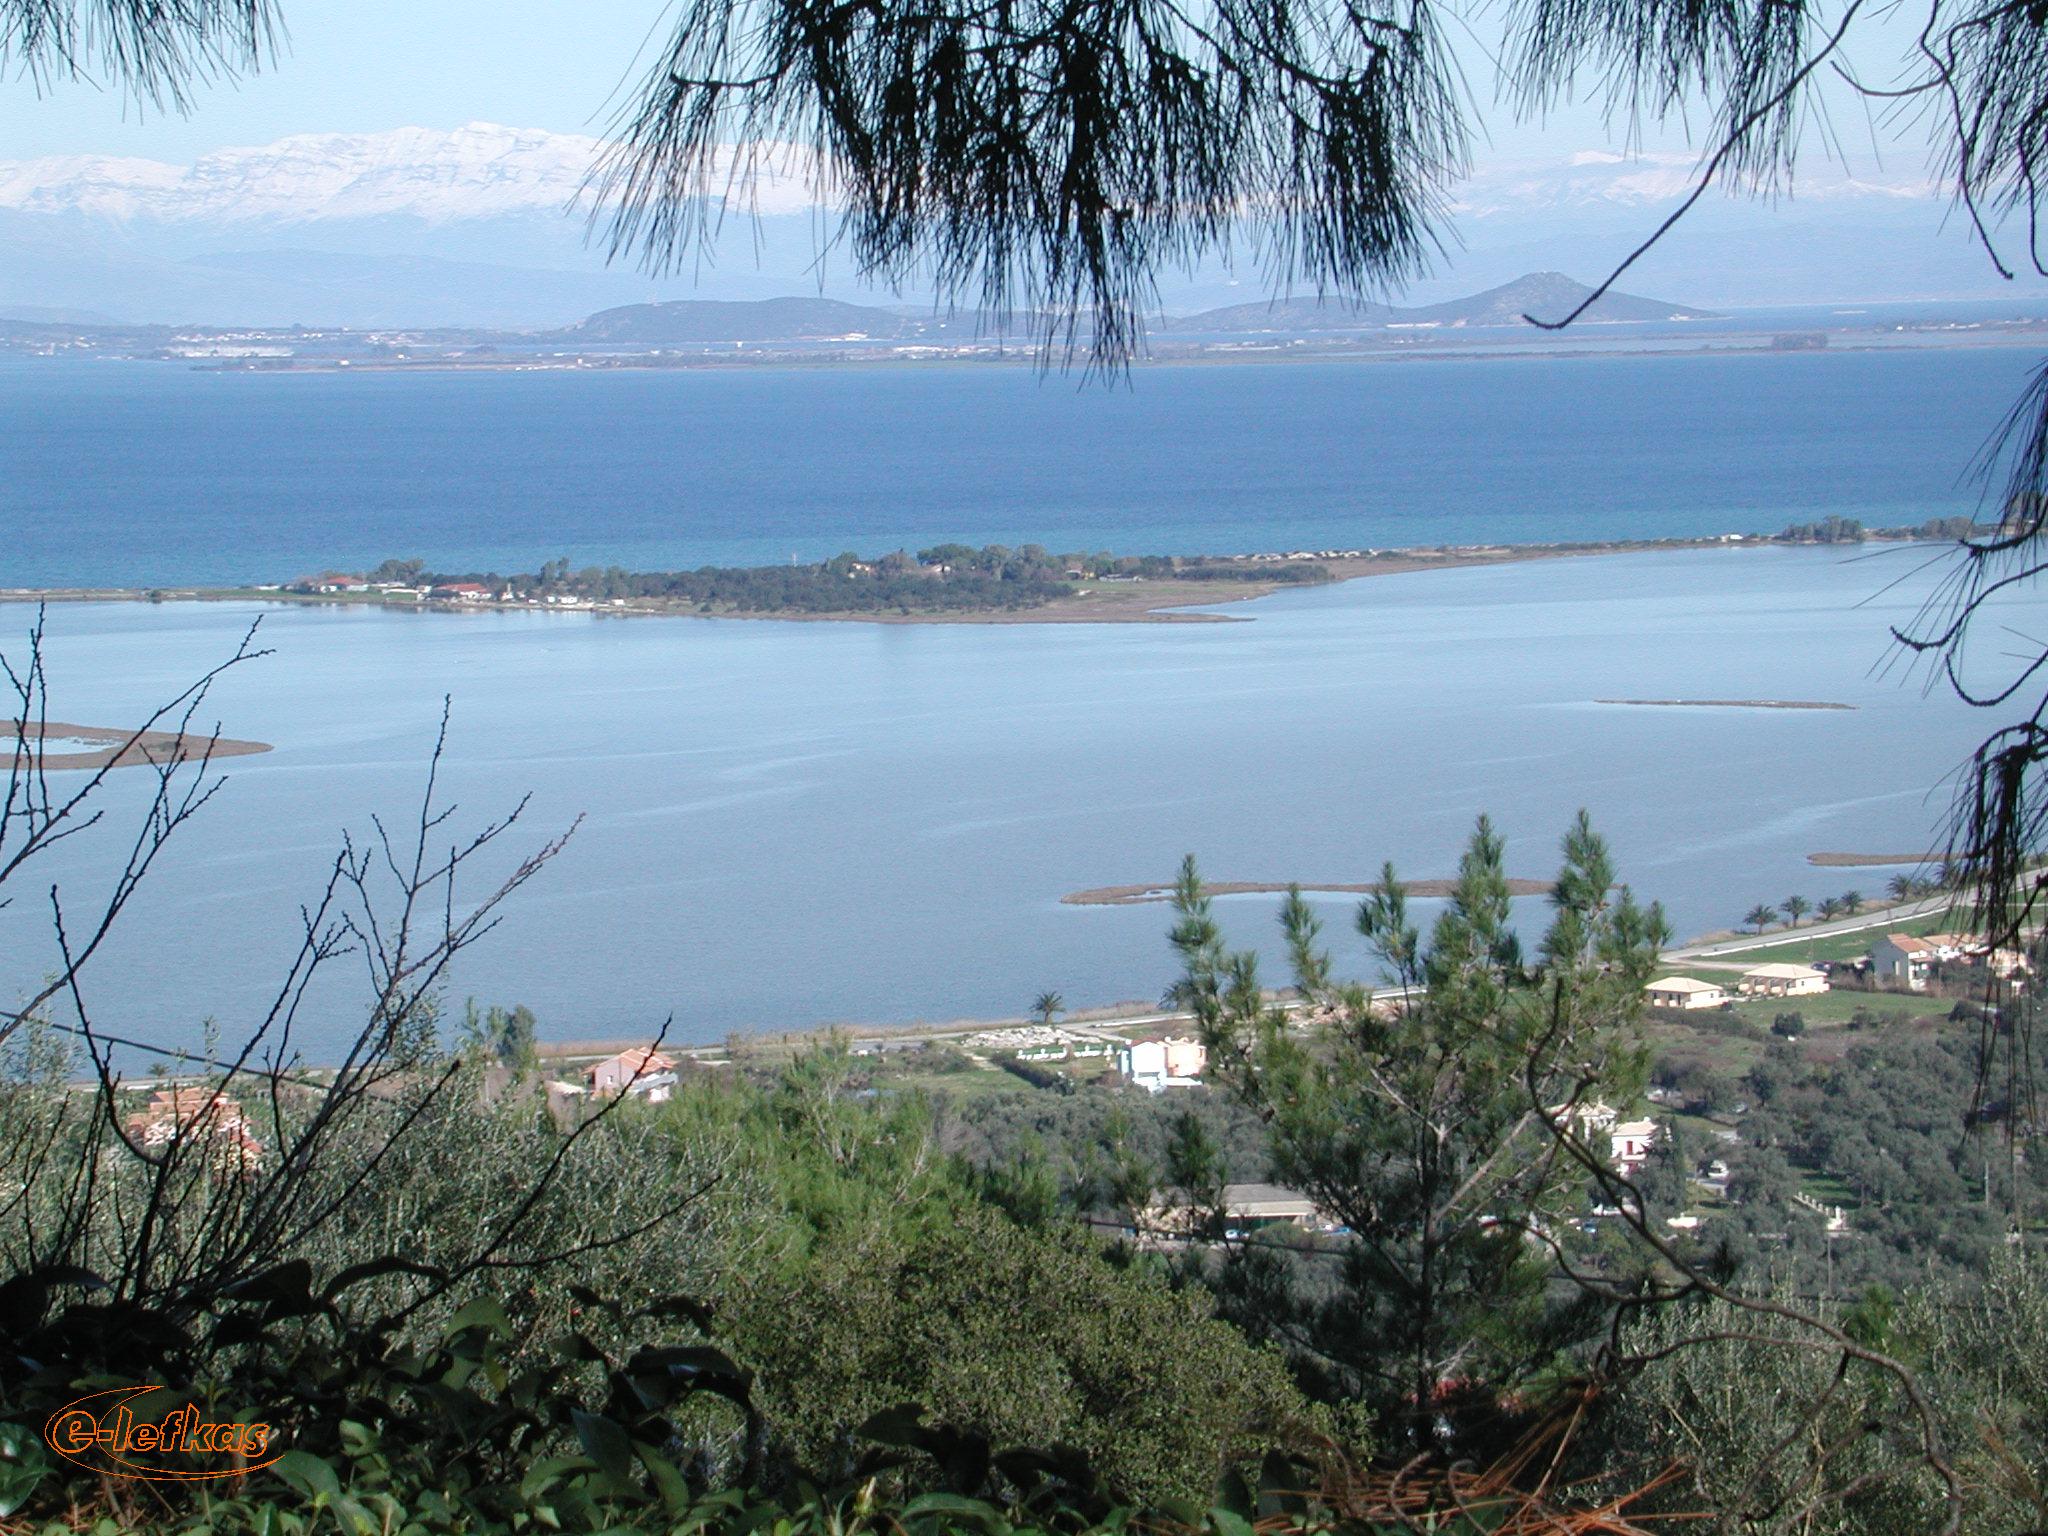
<box><xmin>8</xmin><ymin>720</ymin><xmax>272</xmax><ymax>770</ymax></box>
<box><xmin>1064</xmin><ymin>877</ymin><xmax>1557</xmax><ymax>905</ymax></box>
<box><xmin>0</xmin><ymin>516</ymin><xmax>1978</xmax><ymax>627</ymax></box>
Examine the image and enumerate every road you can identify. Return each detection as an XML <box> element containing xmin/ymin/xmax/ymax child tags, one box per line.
<box><xmin>1666</xmin><ymin>894</ymin><xmax>1953</xmax><ymax>964</ymax></box>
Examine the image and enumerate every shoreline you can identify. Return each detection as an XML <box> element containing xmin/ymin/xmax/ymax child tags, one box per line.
<box><xmin>0</xmin><ymin>533</ymin><xmax>1923</xmax><ymax>628</ymax></box>
<box><xmin>94</xmin><ymin>882</ymin><xmax>1953</xmax><ymax>1085</ymax></box>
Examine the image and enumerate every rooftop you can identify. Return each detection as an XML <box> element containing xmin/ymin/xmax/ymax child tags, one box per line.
<box><xmin>1648</xmin><ymin>976</ymin><xmax>1724</xmax><ymax>993</ymax></box>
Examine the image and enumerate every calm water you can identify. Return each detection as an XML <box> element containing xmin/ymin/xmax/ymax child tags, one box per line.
<box><xmin>0</xmin><ymin>347</ymin><xmax>2037</xmax><ymax>587</ymax></box>
<box><xmin>2</xmin><ymin>545</ymin><xmax>2028</xmax><ymax>1061</ymax></box>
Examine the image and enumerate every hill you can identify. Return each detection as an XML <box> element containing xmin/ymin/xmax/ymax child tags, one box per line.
<box><xmin>555</xmin><ymin>296</ymin><xmax>938</xmax><ymax>345</ymax></box>
<box><xmin>1165</xmin><ymin>272</ymin><xmax>1714</xmax><ymax>333</ymax></box>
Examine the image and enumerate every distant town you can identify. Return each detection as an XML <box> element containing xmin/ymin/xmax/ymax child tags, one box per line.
<box><xmin>8</xmin><ymin>274</ymin><xmax>2048</xmax><ymax>373</ymax></box>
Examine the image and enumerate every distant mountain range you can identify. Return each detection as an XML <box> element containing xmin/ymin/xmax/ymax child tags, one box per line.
<box><xmin>0</xmin><ymin>122</ymin><xmax>2022</xmax><ymax>326</ymax></box>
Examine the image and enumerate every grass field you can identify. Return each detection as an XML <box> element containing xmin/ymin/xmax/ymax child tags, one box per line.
<box><xmin>1708</xmin><ymin>908</ymin><xmax>1953</xmax><ymax>966</ymax></box>
<box><xmin>1724</xmin><ymin>989</ymin><xmax>1931</xmax><ymax>1030</ymax></box>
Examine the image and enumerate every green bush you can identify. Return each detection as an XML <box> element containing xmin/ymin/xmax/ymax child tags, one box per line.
<box><xmin>724</xmin><ymin>1205</ymin><xmax>1326</xmax><ymax>1503</ymax></box>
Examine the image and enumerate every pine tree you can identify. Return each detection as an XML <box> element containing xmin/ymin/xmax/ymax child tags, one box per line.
<box><xmin>1170</xmin><ymin>811</ymin><xmax>1667</xmax><ymax>1442</ymax></box>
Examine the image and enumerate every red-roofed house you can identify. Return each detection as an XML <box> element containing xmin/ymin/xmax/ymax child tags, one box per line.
<box><xmin>584</xmin><ymin>1046</ymin><xmax>679</xmax><ymax>1102</ymax></box>
<box><xmin>1871</xmin><ymin>933</ymin><xmax>1936</xmax><ymax>990</ymax></box>
<box><xmin>123</xmin><ymin>1087</ymin><xmax>264</xmax><ymax>1169</ymax></box>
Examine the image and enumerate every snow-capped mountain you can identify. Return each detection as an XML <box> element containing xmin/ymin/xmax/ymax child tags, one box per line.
<box><xmin>0</xmin><ymin>122</ymin><xmax>2018</xmax><ymax>326</ymax></box>
<box><xmin>0</xmin><ymin>122</ymin><xmax>822</xmax><ymax>225</ymax></box>
<box><xmin>1450</xmin><ymin>149</ymin><xmax>1940</xmax><ymax>219</ymax></box>
<box><xmin>0</xmin><ymin>126</ymin><xmax>1940</xmax><ymax>227</ymax></box>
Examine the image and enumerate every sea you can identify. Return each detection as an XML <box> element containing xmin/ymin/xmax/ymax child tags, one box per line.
<box><xmin>2</xmin><ymin>346</ymin><xmax>2043</xmax><ymax>1061</ymax></box>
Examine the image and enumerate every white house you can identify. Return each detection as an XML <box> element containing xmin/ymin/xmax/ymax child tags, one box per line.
<box><xmin>1738</xmin><ymin>963</ymin><xmax>1830</xmax><ymax>998</ymax></box>
<box><xmin>1869</xmin><ymin>934</ymin><xmax>1937</xmax><ymax>990</ymax></box>
<box><xmin>1609</xmin><ymin>1119</ymin><xmax>1661</xmax><ymax>1174</ymax></box>
<box><xmin>1117</xmin><ymin>1034</ymin><xmax>1206</xmax><ymax>1092</ymax></box>
<box><xmin>1563</xmin><ymin>1102</ymin><xmax>1662</xmax><ymax>1174</ymax></box>
<box><xmin>1645</xmin><ymin>976</ymin><xmax>1728</xmax><ymax>1010</ymax></box>
<box><xmin>1142</xmin><ymin>1182</ymin><xmax>1324</xmax><ymax>1239</ymax></box>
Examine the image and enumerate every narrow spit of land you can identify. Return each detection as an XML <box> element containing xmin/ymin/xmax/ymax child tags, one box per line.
<box><xmin>0</xmin><ymin>526</ymin><xmax>1949</xmax><ymax>627</ymax></box>
<box><xmin>8</xmin><ymin>720</ymin><xmax>272</xmax><ymax>770</ymax></box>
<box><xmin>1597</xmin><ymin>698</ymin><xmax>1855</xmax><ymax>711</ymax></box>
<box><xmin>1063</xmin><ymin>877</ymin><xmax>1557</xmax><ymax>906</ymax></box>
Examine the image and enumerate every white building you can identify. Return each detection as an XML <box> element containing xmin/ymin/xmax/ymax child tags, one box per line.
<box><xmin>1117</xmin><ymin>1034</ymin><xmax>1206</xmax><ymax>1092</ymax></box>
<box><xmin>1646</xmin><ymin>976</ymin><xmax>1728</xmax><ymax>1010</ymax></box>
<box><xmin>1566</xmin><ymin>1102</ymin><xmax>1663</xmax><ymax>1174</ymax></box>
<box><xmin>1609</xmin><ymin>1119</ymin><xmax>1660</xmax><ymax>1174</ymax></box>
<box><xmin>1869</xmin><ymin>934</ymin><xmax>1937</xmax><ymax>990</ymax></box>
<box><xmin>1738</xmin><ymin>963</ymin><xmax>1830</xmax><ymax>998</ymax></box>
<box><xmin>583</xmin><ymin>1045</ymin><xmax>680</xmax><ymax>1102</ymax></box>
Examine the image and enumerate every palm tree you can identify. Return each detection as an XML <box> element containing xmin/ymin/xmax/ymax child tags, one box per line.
<box><xmin>1842</xmin><ymin>890</ymin><xmax>1864</xmax><ymax>916</ymax></box>
<box><xmin>1031</xmin><ymin>990</ymin><xmax>1065</xmax><ymax>1027</ymax></box>
<box><xmin>1887</xmin><ymin>874</ymin><xmax>1918</xmax><ymax>904</ymax></box>
<box><xmin>1818</xmin><ymin>897</ymin><xmax>1844</xmax><ymax>923</ymax></box>
<box><xmin>1782</xmin><ymin>895</ymin><xmax>1811</xmax><ymax>928</ymax></box>
<box><xmin>1745</xmin><ymin>904</ymin><xmax>1779</xmax><ymax>935</ymax></box>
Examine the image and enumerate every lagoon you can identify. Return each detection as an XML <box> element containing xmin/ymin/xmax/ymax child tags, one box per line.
<box><xmin>1</xmin><ymin>542</ymin><xmax>2025</xmax><ymax>1062</ymax></box>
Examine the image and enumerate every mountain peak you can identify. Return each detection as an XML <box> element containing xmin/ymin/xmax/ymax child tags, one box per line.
<box><xmin>0</xmin><ymin>123</ymin><xmax>829</xmax><ymax>226</ymax></box>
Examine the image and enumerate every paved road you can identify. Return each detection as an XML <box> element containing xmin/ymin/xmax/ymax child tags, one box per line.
<box><xmin>1666</xmin><ymin>894</ymin><xmax>1953</xmax><ymax>964</ymax></box>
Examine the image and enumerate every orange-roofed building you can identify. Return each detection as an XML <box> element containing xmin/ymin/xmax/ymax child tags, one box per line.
<box><xmin>584</xmin><ymin>1046</ymin><xmax>680</xmax><ymax>1101</ymax></box>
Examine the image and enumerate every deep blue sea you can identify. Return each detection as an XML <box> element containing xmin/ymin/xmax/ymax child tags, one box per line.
<box><xmin>3</xmin><ymin>349</ymin><xmax>2043</xmax><ymax>1062</ymax></box>
<box><xmin>2</xmin><ymin>346</ymin><xmax>2037</xmax><ymax>587</ymax></box>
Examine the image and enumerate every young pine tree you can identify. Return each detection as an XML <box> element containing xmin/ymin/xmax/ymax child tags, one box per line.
<box><xmin>1169</xmin><ymin>811</ymin><xmax>1668</xmax><ymax>1443</ymax></box>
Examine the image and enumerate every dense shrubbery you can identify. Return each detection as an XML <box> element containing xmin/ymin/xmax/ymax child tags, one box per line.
<box><xmin>401</xmin><ymin>547</ymin><xmax>1331</xmax><ymax>616</ymax></box>
<box><xmin>1667</xmin><ymin>1031</ymin><xmax>2048</xmax><ymax>1293</ymax></box>
<box><xmin>1572</xmin><ymin>1262</ymin><xmax>2048</xmax><ymax>1535</ymax></box>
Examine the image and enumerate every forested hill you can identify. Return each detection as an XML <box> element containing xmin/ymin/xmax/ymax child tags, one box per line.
<box><xmin>1162</xmin><ymin>272</ymin><xmax>1715</xmax><ymax>333</ymax></box>
<box><xmin>540</xmin><ymin>273</ymin><xmax>1710</xmax><ymax>348</ymax></box>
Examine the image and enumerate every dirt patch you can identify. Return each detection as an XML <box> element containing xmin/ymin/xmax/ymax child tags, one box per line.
<box><xmin>8</xmin><ymin>720</ymin><xmax>272</xmax><ymax>771</ymax></box>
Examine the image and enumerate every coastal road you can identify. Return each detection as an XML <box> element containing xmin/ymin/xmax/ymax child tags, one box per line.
<box><xmin>1665</xmin><ymin>893</ymin><xmax>1954</xmax><ymax>965</ymax></box>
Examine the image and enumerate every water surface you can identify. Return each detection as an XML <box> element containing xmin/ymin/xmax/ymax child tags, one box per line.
<box><xmin>2</xmin><ymin>544</ymin><xmax>2019</xmax><ymax>1060</ymax></box>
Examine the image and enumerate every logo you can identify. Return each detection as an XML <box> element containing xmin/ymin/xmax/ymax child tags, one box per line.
<box><xmin>43</xmin><ymin>1386</ymin><xmax>281</xmax><ymax>1481</ymax></box>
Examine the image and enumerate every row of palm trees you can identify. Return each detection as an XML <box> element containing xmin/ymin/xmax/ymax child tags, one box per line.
<box><xmin>1743</xmin><ymin>892</ymin><xmax>1865</xmax><ymax>935</ymax></box>
<box><xmin>1740</xmin><ymin>870</ymin><xmax>1950</xmax><ymax>935</ymax></box>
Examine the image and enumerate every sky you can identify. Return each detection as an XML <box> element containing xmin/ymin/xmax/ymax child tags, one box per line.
<box><xmin>0</xmin><ymin>0</ymin><xmax>1760</xmax><ymax>168</ymax></box>
<box><xmin>0</xmin><ymin>0</ymin><xmax>2013</xmax><ymax>321</ymax></box>
<box><xmin>0</xmin><ymin>1</ymin><xmax>672</xmax><ymax>160</ymax></box>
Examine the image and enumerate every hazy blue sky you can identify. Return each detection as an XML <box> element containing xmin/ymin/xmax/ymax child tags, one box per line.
<box><xmin>0</xmin><ymin>0</ymin><xmax>1761</xmax><ymax>165</ymax></box>
<box><xmin>0</xmin><ymin>1</ymin><xmax>666</xmax><ymax>158</ymax></box>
